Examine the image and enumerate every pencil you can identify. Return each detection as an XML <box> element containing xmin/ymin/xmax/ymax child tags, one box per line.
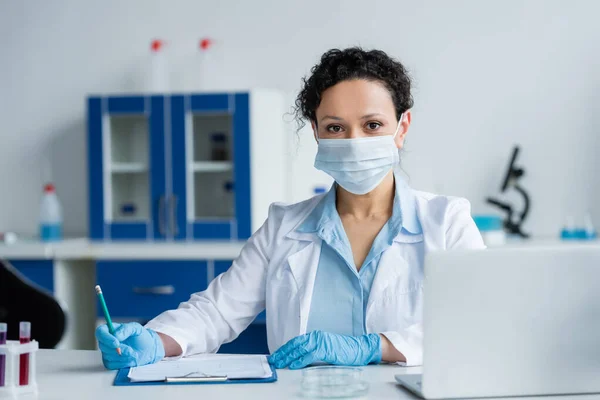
<box><xmin>95</xmin><ymin>285</ymin><xmax>122</xmax><ymax>356</ymax></box>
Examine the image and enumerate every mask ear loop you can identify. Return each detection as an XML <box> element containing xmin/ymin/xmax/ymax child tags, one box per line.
<box><xmin>392</xmin><ymin>112</ymin><xmax>405</xmax><ymax>139</ymax></box>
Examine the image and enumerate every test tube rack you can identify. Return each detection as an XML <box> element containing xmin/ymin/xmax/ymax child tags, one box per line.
<box><xmin>0</xmin><ymin>340</ymin><xmax>38</xmax><ymax>398</ymax></box>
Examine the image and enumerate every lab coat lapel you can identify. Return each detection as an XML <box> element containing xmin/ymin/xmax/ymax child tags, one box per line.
<box><xmin>368</xmin><ymin>243</ymin><xmax>404</xmax><ymax>310</ymax></box>
<box><xmin>366</xmin><ymin>233</ymin><xmax>423</xmax><ymax>318</ymax></box>
<box><xmin>286</xmin><ymin>239</ymin><xmax>322</xmax><ymax>336</ymax></box>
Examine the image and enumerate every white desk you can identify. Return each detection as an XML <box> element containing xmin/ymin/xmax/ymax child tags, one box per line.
<box><xmin>32</xmin><ymin>350</ymin><xmax>600</xmax><ymax>400</ymax></box>
<box><xmin>0</xmin><ymin>239</ymin><xmax>246</xmax><ymax>350</ymax></box>
<box><xmin>35</xmin><ymin>350</ymin><xmax>419</xmax><ymax>399</ymax></box>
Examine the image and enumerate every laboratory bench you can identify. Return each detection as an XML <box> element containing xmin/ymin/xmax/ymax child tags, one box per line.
<box><xmin>0</xmin><ymin>238</ymin><xmax>268</xmax><ymax>354</ymax></box>
<box><xmin>25</xmin><ymin>349</ymin><xmax>600</xmax><ymax>399</ymax></box>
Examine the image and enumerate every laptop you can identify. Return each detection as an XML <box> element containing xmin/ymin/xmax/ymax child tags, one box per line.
<box><xmin>395</xmin><ymin>244</ymin><xmax>600</xmax><ymax>399</ymax></box>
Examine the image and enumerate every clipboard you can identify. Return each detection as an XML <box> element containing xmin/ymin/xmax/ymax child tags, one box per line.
<box><xmin>113</xmin><ymin>363</ymin><xmax>278</xmax><ymax>386</ymax></box>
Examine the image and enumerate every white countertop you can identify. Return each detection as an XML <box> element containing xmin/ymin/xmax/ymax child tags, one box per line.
<box><xmin>28</xmin><ymin>350</ymin><xmax>600</xmax><ymax>400</ymax></box>
<box><xmin>0</xmin><ymin>238</ymin><xmax>246</xmax><ymax>260</ymax></box>
<box><xmin>1</xmin><ymin>237</ymin><xmax>598</xmax><ymax>261</ymax></box>
<box><xmin>33</xmin><ymin>350</ymin><xmax>421</xmax><ymax>400</ymax></box>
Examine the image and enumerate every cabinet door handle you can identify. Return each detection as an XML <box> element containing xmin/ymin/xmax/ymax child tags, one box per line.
<box><xmin>169</xmin><ymin>195</ymin><xmax>179</xmax><ymax>236</ymax></box>
<box><xmin>132</xmin><ymin>285</ymin><xmax>175</xmax><ymax>295</ymax></box>
<box><xmin>158</xmin><ymin>195</ymin><xmax>166</xmax><ymax>237</ymax></box>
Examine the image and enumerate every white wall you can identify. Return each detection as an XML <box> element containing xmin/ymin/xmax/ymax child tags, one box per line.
<box><xmin>1</xmin><ymin>0</ymin><xmax>599</xmax><ymax>238</ymax></box>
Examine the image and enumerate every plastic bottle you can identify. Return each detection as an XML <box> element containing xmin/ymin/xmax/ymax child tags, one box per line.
<box><xmin>149</xmin><ymin>39</ymin><xmax>168</xmax><ymax>92</ymax></box>
<box><xmin>39</xmin><ymin>184</ymin><xmax>62</xmax><ymax>242</ymax></box>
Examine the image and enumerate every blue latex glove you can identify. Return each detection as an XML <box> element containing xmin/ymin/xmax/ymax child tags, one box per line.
<box><xmin>268</xmin><ymin>330</ymin><xmax>382</xmax><ymax>369</ymax></box>
<box><xmin>95</xmin><ymin>322</ymin><xmax>165</xmax><ymax>370</ymax></box>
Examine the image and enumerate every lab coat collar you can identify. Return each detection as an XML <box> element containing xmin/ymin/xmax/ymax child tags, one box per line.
<box><xmin>285</xmin><ymin>185</ymin><xmax>335</xmax><ymax>242</ymax></box>
<box><xmin>395</xmin><ymin>174</ymin><xmax>423</xmax><ymax>235</ymax></box>
<box><xmin>293</xmin><ymin>173</ymin><xmax>422</xmax><ymax>239</ymax></box>
<box><xmin>295</xmin><ymin>183</ymin><xmax>336</xmax><ymax>236</ymax></box>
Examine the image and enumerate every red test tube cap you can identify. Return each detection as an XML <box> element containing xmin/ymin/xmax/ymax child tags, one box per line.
<box><xmin>151</xmin><ymin>39</ymin><xmax>164</xmax><ymax>52</ymax></box>
<box><xmin>200</xmin><ymin>38</ymin><xmax>213</xmax><ymax>50</ymax></box>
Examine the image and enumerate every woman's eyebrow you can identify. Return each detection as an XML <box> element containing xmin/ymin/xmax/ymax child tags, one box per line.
<box><xmin>361</xmin><ymin>113</ymin><xmax>385</xmax><ymax>119</ymax></box>
<box><xmin>320</xmin><ymin>115</ymin><xmax>344</xmax><ymax>122</ymax></box>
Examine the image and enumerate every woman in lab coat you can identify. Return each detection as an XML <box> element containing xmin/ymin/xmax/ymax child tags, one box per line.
<box><xmin>96</xmin><ymin>47</ymin><xmax>485</xmax><ymax>370</ymax></box>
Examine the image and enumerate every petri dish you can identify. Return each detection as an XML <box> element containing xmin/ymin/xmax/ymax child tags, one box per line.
<box><xmin>301</xmin><ymin>366</ymin><xmax>369</xmax><ymax>398</ymax></box>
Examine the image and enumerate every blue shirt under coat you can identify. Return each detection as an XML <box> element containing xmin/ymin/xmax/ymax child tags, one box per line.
<box><xmin>299</xmin><ymin>175</ymin><xmax>423</xmax><ymax>336</ymax></box>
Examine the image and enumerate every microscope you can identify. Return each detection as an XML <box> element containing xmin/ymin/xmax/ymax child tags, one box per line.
<box><xmin>486</xmin><ymin>146</ymin><xmax>530</xmax><ymax>238</ymax></box>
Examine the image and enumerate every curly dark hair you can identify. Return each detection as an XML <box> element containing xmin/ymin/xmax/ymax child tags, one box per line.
<box><xmin>294</xmin><ymin>47</ymin><xmax>414</xmax><ymax>131</ymax></box>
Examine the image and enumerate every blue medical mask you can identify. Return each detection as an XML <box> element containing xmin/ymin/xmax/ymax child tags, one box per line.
<box><xmin>314</xmin><ymin>116</ymin><xmax>403</xmax><ymax>195</ymax></box>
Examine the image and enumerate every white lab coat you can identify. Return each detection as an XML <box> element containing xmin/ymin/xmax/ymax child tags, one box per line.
<box><xmin>146</xmin><ymin>189</ymin><xmax>485</xmax><ymax>366</ymax></box>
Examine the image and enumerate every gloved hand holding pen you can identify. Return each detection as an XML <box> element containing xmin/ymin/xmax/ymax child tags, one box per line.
<box><xmin>268</xmin><ymin>330</ymin><xmax>382</xmax><ymax>369</ymax></box>
<box><xmin>95</xmin><ymin>323</ymin><xmax>165</xmax><ymax>370</ymax></box>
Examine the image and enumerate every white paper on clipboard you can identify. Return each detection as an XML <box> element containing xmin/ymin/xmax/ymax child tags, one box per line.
<box><xmin>127</xmin><ymin>354</ymin><xmax>273</xmax><ymax>382</ymax></box>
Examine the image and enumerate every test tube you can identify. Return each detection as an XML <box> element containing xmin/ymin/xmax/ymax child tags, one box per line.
<box><xmin>19</xmin><ymin>322</ymin><xmax>31</xmax><ymax>386</ymax></box>
<box><xmin>0</xmin><ymin>323</ymin><xmax>6</xmax><ymax>387</ymax></box>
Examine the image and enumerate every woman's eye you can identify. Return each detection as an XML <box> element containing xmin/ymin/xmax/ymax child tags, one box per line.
<box><xmin>326</xmin><ymin>125</ymin><xmax>343</xmax><ymax>133</ymax></box>
<box><xmin>366</xmin><ymin>122</ymin><xmax>381</xmax><ymax>131</ymax></box>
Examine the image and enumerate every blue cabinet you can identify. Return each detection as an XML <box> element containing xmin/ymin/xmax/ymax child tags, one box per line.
<box><xmin>96</xmin><ymin>260</ymin><xmax>207</xmax><ymax>319</ymax></box>
<box><xmin>214</xmin><ymin>259</ymin><xmax>232</xmax><ymax>278</ymax></box>
<box><xmin>9</xmin><ymin>260</ymin><xmax>54</xmax><ymax>293</ymax></box>
<box><xmin>218</xmin><ymin>323</ymin><xmax>268</xmax><ymax>355</ymax></box>
<box><xmin>88</xmin><ymin>91</ymin><xmax>286</xmax><ymax>241</ymax></box>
